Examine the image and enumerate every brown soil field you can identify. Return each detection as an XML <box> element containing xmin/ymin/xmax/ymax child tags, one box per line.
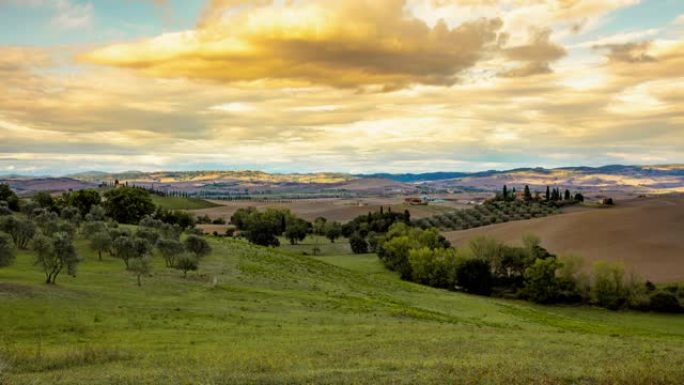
<box><xmin>443</xmin><ymin>194</ymin><xmax>684</xmax><ymax>283</ymax></box>
<box><xmin>190</xmin><ymin>197</ymin><xmax>460</xmax><ymax>223</ymax></box>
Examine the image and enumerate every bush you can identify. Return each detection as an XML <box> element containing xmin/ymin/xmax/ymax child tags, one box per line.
<box><xmin>591</xmin><ymin>262</ymin><xmax>629</xmax><ymax>310</ymax></box>
<box><xmin>456</xmin><ymin>258</ymin><xmax>492</xmax><ymax>296</ymax></box>
<box><xmin>649</xmin><ymin>292</ymin><xmax>681</xmax><ymax>313</ymax></box>
<box><xmin>349</xmin><ymin>233</ymin><xmax>368</xmax><ymax>254</ymax></box>
<box><xmin>408</xmin><ymin>247</ymin><xmax>459</xmax><ymax>289</ymax></box>
<box><xmin>523</xmin><ymin>257</ymin><xmax>561</xmax><ymax>304</ymax></box>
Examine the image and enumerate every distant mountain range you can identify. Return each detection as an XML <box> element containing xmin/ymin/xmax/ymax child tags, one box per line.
<box><xmin>58</xmin><ymin>164</ymin><xmax>684</xmax><ymax>183</ymax></box>
<box><xmin>2</xmin><ymin>165</ymin><xmax>682</xmax><ymax>197</ymax></box>
<box><xmin>360</xmin><ymin>165</ymin><xmax>684</xmax><ymax>182</ymax></box>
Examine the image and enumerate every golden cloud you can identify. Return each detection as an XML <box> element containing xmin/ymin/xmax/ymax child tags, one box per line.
<box><xmin>501</xmin><ymin>29</ymin><xmax>567</xmax><ymax>77</ymax></box>
<box><xmin>82</xmin><ymin>0</ymin><xmax>504</xmax><ymax>88</ymax></box>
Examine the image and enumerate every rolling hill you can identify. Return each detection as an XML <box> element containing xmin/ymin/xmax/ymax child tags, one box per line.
<box><xmin>444</xmin><ymin>194</ymin><xmax>684</xmax><ymax>283</ymax></box>
<box><xmin>1</xmin><ymin>235</ymin><xmax>683</xmax><ymax>384</ymax></box>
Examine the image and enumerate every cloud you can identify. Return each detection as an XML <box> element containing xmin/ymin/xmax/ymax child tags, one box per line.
<box><xmin>1</xmin><ymin>0</ymin><xmax>94</xmax><ymax>30</ymax></box>
<box><xmin>501</xmin><ymin>28</ymin><xmax>567</xmax><ymax>76</ymax></box>
<box><xmin>51</xmin><ymin>0</ymin><xmax>93</xmax><ymax>30</ymax></box>
<box><xmin>594</xmin><ymin>41</ymin><xmax>656</xmax><ymax>63</ymax></box>
<box><xmin>82</xmin><ymin>0</ymin><xmax>504</xmax><ymax>89</ymax></box>
<box><xmin>1</xmin><ymin>1</ymin><xmax>683</xmax><ymax>174</ymax></box>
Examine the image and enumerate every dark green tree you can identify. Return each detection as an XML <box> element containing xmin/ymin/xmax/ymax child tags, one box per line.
<box><xmin>67</xmin><ymin>189</ymin><xmax>101</xmax><ymax>215</ymax></box>
<box><xmin>523</xmin><ymin>257</ymin><xmax>561</xmax><ymax>303</ymax></box>
<box><xmin>523</xmin><ymin>185</ymin><xmax>532</xmax><ymax>201</ymax></box>
<box><xmin>456</xmin><ymin>258</ymin><xmax>493</xmax><ymax>296</ymax></box>
<box><xmin>33</xmin><ymin>192</ymin><xmax>56</xmax><ymax>211</ymax></box>
<box><xmin>103</xmin><ymin>187</ymin><xmax>155</xmax><ymax>224</ymax></box>
<box><xmin>313</xmin><ymin>217</ymin><xmax>327</xmax><ymax>236</ymax></box>
<box><xmin>0</xmin><ymin>184</ymin><xmax>19</xmax><ymax>211</ymax></box>
<box><xmin>285</xmin><ymin>217</ymin><xmax>309</xmax><ymax>245</ymax></box>
<box><xmin>325</xmin><ymin>221</ymin><xmax>343</xmax><ymax>243</ymax></box>
<box><xmin>349</xmin><ymin>232</ymin><xmax>368</xmax><ymax>254</ymax></box>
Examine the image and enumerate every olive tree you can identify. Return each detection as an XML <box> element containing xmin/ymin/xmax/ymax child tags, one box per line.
<box><xmin>90</xmin><ymin>231</ymin><xmax>112</xmax><ymax>261</ymax></box>
<box><xmin>0</xmin><ymin>216</ymin><xmax>36</xmax><ymax>249</ymax></box>
<box><xmin>32</xmin><ymin>232</ymin><xmax>80</xmax><ymax>284</ymax></box>
<box><xmin>112</xmin><ymin>236</ymin><xmax>151</xmax><ymax>269</ymax></box>
<box><xmin>184</xmin><ymin>235</ymin><xmax>211</xmax><ymax>258</ymax></box>
<box><xmin>0</xmin><ymin>232</ymin><xmax>15</xmax><ymax>267</ymax></box>
<box><xmin>129</xmin><ymin>256</ymin><xmax>152</xmax><ymax>287</ymax></box>
<box><xmin>156</xmin><ymin>238</ymin><xmax>184</xmax><ymax>267</ymax></box>
<box><xmin>174</xmin><ymin>253</ymin><xmax>199</xmax><ymax>278</ymax></box>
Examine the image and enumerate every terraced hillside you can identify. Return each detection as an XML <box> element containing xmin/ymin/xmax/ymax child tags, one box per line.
<box><xmin>0</xmin><ymin>236</ymin><xmax>683</xmax><ymax>384</ymax></box>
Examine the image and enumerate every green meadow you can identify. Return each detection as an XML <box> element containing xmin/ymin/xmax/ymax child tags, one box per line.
<box><xmin>1</xmin><ymin>236</ymin><xmax>683</xmax><ymax>384</ymax></box>
<box><xmin>150</xmin><ymin>196</ymin><xmax>220</xmax><ymax>211</ymax></box>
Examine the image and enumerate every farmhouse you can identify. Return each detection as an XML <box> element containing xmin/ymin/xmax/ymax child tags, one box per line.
<box><xmin>404</xmin><ymin>197</ymin><xmax>427</xmax><ymax>205</ymax></box>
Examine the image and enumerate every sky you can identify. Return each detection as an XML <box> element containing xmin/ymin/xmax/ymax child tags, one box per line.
<box><xmin>0</xmin><ymin>0</ymin><xmax>683</xmax><ymax>175</ymax></box>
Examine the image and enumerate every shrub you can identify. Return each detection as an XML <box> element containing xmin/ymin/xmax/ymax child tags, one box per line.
<box><xmin>591</xmin><ymin>261</ymin><xmax>629</xmax><ymax>310</ymax></box>
<box><xmin>349</xmin><ymin>233</ymin><xmax>368</xmax><ymax>254</ymax></box>
<box><xmin>456</xmin><ymin>258</ymin><xmax>492</xmax><ymax>296</ymax></box>
<box><xmin>649</xmin><ymin>292</ymin><xmax>681</xmax><ymax>313</ymax></box>
<box><xmin>523</xmin><ymin>257</ymin><xmax>561</xmax><ymax>304</ymax></box>
<box><xmin>408</xmin><ymin>247</ymin><xmax>459</xmax><ymax>289</ymax></box>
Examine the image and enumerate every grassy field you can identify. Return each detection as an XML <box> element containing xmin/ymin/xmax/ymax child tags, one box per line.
<box><xmin>277</xmin><ymin>235</ymin><xmax>352</xmax><ymax>256</ymax></box>
<box><xmin>150</xmin><ymin>195</ymin><xmax>220</xmax><ymax>210</ymax></box>
<box><xmin>1</xmin><ymin>236</ymin><xmax>683</xmax><ymax>384</ymax></box>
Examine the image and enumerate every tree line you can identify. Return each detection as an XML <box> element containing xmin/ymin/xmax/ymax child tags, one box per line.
<box><xmin>0</xmin><ymin>184</ymin><xmax>211</xmax><ymax>285</ymax></box>
<box><xmin>375</xmin><ymin>223</ymin><xmax>681</xmax><ymax>313</ymax></box>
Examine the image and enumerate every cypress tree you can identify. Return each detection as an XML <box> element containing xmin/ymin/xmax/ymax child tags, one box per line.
<box><xmin>545</xmin><ymin>186</ymin><xmax>550</xmax><ymax>201</ymax></box>
<box><xmin>524</xmin><ymin>185</ymin><xmax>532</xmax><ymax>201</ymax></box>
